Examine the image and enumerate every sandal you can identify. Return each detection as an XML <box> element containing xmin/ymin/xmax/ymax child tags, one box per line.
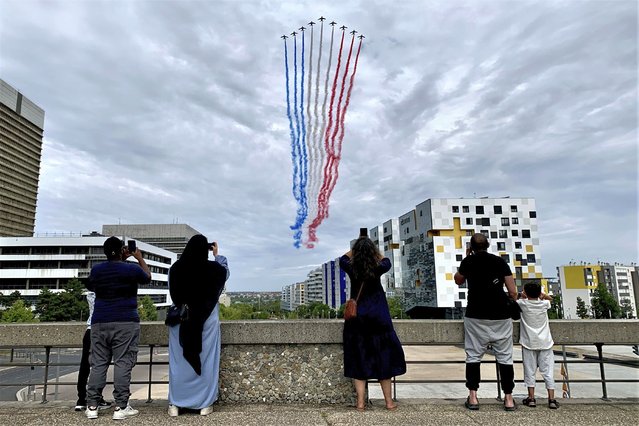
<box><xmin>464</xmin><ymin>397</ymin><xmax>479</xmax><ymax>411</ymax></box>
<box><xmin>522</xmin><ymin>397</ymin><xmax>537</xmax><ymax>407</ymax></box>
<box><xmin>548</xmin><ymin>399</ymin><xmax>559</xmax><ymax>409</ymax></box>
<box><xmin>503</xmin><ymin>400</ymin><xmax>516</xmax><ymax>411</ymax></box>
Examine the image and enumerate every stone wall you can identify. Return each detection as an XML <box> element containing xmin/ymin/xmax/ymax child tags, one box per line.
<box><xmin>220</xmin><ymin>344</ymin><xmax>352</xmax><ymax>404</ymax></box>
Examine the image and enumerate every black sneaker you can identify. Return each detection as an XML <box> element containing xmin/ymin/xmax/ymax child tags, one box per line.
<box><xmin>98</xmin><ymin>399</ymin><xmax>112</xmax><ymax>410</ymax></box>
<box><xmin>74</xmin><ymin>399</ymin><xmax>86</xmax><ymax>411</ymax></box>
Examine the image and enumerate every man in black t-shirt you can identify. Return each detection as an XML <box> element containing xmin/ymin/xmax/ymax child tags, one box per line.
<box><xmin>454</xmin><ymin>233</ymin><xmax>518</xmax><ymax>411</ymax></box>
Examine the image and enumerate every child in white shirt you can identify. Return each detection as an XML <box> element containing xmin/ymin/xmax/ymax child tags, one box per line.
<box><xmin>517</xmin><ymin>282</ymin><xmax>559</xmax><ymax>409</ymax></box>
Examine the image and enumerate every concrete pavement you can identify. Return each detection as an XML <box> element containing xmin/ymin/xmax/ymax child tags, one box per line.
<box><xmin>0</xmin><ymin>398</ymin><xmax>637</xmax><ymax>425</ymax></box>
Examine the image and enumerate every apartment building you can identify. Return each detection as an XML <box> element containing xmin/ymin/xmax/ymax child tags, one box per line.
<box><xmin>558</xmin><ymin>263</ymin><xmax>638</xmax><ymax>319</ymax></box>
<box><xmin>0</xmin><ymin>79</ymin><xmax>45</xmax><ymax>237</ymax></box>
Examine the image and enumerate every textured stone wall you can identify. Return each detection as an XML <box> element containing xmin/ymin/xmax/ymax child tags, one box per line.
<box><xmin>219</xmin><ymin>344</ymin><xmax>353</xmax><ymax>404</ymax></box>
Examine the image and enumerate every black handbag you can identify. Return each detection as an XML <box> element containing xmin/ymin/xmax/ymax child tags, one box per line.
<box><xmin>165</xmin><ymin>304</ymin><xmax>190</xmax><ymax>327</ymax></box>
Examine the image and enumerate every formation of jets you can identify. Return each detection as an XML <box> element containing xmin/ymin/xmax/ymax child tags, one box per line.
<box><xmin>281</xmin><ymin>17</ymin><xmax>364</xmax><ymax>40</ymax></box>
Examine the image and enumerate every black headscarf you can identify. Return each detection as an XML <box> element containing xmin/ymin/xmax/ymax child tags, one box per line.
<box><xmin>169</xmin><ymin>234</ymin><xmax>227</xmax><ymax>375</ymax></box>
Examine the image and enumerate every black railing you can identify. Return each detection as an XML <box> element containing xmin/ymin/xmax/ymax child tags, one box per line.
<box><xmin>1</xmin><ymin>342</ymin><xmax>637</xmax><ymax>403</ymax></box>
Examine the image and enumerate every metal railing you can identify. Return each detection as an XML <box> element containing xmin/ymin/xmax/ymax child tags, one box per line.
<box><xmin>1</xmin><ymin>342</ymin><xmax>637</xmax><ymax>404</ymax></box>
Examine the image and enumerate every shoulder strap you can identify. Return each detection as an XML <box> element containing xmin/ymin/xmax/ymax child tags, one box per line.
<box><xmin>354</xmin><ymin>281</ymin><xmax>365</xmax><ymax>302</ymax></box>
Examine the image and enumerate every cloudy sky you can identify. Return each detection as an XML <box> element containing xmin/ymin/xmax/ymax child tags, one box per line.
<box><xmin>1</xmin><ymin>0</ymin><xmax>636</xmax><ymax>291</ymax></box>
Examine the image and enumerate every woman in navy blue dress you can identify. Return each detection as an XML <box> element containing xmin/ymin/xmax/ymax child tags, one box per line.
<box><xmin>341</xmin><ymin>236</ymin><xmax>406</xmax><ymax>411</ymax></box>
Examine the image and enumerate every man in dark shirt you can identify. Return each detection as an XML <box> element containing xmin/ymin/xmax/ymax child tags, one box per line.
<box><xmin>455</xmin><ymin>233</ymin><xmax>518</xmax><ymax>411</ymax></box>
<box><xmin>85</xmin><ymin>236</ymin><xmax>151</xmax><ymax>420</ymax></box>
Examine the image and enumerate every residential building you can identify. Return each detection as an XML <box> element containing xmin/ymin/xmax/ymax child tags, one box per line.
<box><xmin>0</xmin><ymin>79</ymin><xmax>45</xmax><ymax>237</ymax></box>
<box><xmin>102</xmin><ymin>223</ymin><xmax>201</xmax><ymax>257</ymax></box>
<box><xmin>0</xmin><ymin>236</ymin><xmax>176</xmax><ymax>308</ymax></box>
<box><xmin>305</xmin><ymin>268</ymin><xmax>324</xmax><ymax>303</ymax></box>
<box><xmin>371</xmin><ymin>197</ymin><xmax>544</xmax><ymax>318</ymax></box>
<box><xmin>558</xmin><ymin>263</ymin><xmax>638</xmax><ymax>319</ymax></box>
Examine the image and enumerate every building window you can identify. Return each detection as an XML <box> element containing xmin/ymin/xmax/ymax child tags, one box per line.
<box><xmin>530</xmin><ymin>211</ymin><xmax>537</xmax><ymax>218</ymax></box>
<box><xmin>483</xmin><ymin>218</ymin><xmax>491</xmax><ymax>226</ymax></box>
<box><xmin>456</xmin><ymin>254</ymin><xmax>463</xmax><ymax>261</ymax></box>
<box><xmin>515</xmin><ymin>241</ymin><xmax>522</xmax><ymax>249</ymax></box>
<box><xmin>490</xmin><ymin>231</ymin><xmax>498</xmax><ymax>239</ymax></box>
<box><xmin>384</xmin><ymin>227</ymin><xmax>387</xmax><ymax>233</ymax></box>
<box><xmin>511</xmin><ymin>205</ymin><xmax>518</xmax><ymax>212</ymax></box>
<box><xmin>452</xmin><ymin>206</ymin><xmax>459</xmax><ymax>213</ymax></box>
<box><xmin>515</xmin><ymin>254</ymin><xmax>523</xmax><ymax>261</ymax></box>
<box><xmin>405</xmin><ymin>227</ymin><xmax>409</xmax><ymax>234</ymax></box>
<box><xmin>501</xmin><ymin>217</ymin><xmax>510</xmax><ymax>226</ymax></box>
<box><xmin>522</xmin><ymin>229</ymin><xmax>531</xmax><ymax>238</ymax></box>
<box><xmin>458</xmin><ymin>292</ymin><xmax>466</xmax><ymax>300</ymax></box>
<box><xmin>466</xmin><ymin>218</ymin><xmax>473</xmax><ymax>225</ymax></box>
<box><xmin>512</xmin><ymin>230</ymin><xmax>519</xmax><ymax>237</ymax></box>
<box><xmin>420</xmin><ymin>210</ymin><xmax>422</xmax><ymax>216</ymax></box>
<box><xmin>455</xmin><ymin>301</ymin><xmax>462</xmax><ymax>308</ymax></box>
<box><xmin>476</xmin><ymin>206</ymin><xmax>484</xmax><ymax>214</ymax></box>
<box><xmin>466</xmin><ymin>230</ymin><xmax>473</xmax><ymax>236</ymax></box>
<box><xmin>499</xmin><ymin>230</ymin><xmax>507</xmax><ymax>238</ymax></box>
<box><xmin>512</xmin><ymin>217</ymin><xmax>519</xmax><ymax>225</ymax></box>
<box><xmin>481</xmin><ymin>230</ymin><xmax>489</xmax><ymax>237</ymax></box>
<box><xmin>463</xmin><ymin>206</ymin><xmax>469</xmax><ymax>213</ymax></box>
<box><xmin>527</xmin><ymin>254</ymin><xmax>536</xmax><ymax>263</ymax></box>
<box><xmin>497</xmin><ymin>242</ymin><xmax>506</xmax><ymax>251</ymax></box>
<box><xmin>501</xmin><ymin>254</ymin><xmax>510</xmax><ymax>263</ymax></box>
<box><xmin>494</xmin><ymin>206</ymin><xmax>503</xmax><ymax>214</ymax></box>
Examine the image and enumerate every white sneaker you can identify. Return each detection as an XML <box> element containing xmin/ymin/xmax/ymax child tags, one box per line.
<box><xmin>200</xmin><ymin>405</ymin><xmax>214</xmax><ymax>416</ymax></box>
<box><xmin>167</xmin><ymin>404</ymin><xmax>179</xmax><ymax>417</ymax></box>
<box><xmin>85</xmin><ymin>406</ymin><xmax>98</xmax><ymax>419</ymax></box>
<box><xmin>112</xmin><ymin>405</ymin><xmax>139</xmax><ymax>420</ymax></box>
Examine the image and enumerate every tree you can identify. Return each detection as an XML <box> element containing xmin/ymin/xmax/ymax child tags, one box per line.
<box><xmin>590</xmin><ymin>282</ymin><xmax>622</xmax><ymax>319</ymax></box>
<box><xmin>576</xmin><ymin>297</ymin><xmax>590</xmax><ymax>319</ymax></box>
<box><xmin>619</xmin><ymin>298</ymin><xmax>634</xmax><ymax>319</ymax></box>
<box><xmin>0</xmin><ymin>291</ymin><xmax>23</xmax><ymax>308</ymax></box>
<box><xmin>35</xmin><ymin>279</ymin><xmax>87</xmax><ymax>321</ymax></box>
<box><xmin>138</xmin><ymin>295</ymin><xmax>158</xmax><ymax>321</ymax></box>
<box><xmin>548</xmin><ymin>294</ymin><xmax>563</xmax><ymax>319</ymax></box>
<box><xmin>1</xmin><ymin>300</ymin><xmax>37</xmax><ymax>323</ymax></box>
<box><xmin>387</xmin><ymin>296</ymin><xmax>405</xmax><ymax>319</ymax></box>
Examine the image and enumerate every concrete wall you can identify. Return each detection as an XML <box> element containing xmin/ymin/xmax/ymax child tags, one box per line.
<box><xmin>0</xmin><ymin>320</ymin><xmax>637</xmax><ymax>403</ymax></box>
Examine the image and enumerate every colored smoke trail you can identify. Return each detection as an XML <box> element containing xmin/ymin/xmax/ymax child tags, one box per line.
<box><xmin>281</xmin><ymin>21</ymin><xmax>365</xmax><ymax>247</ymax></box>
<box><xmin>290</xmin><ymin>35</ymin><xmax>303</xmax><ymax>247</ymax></box>
<box><xmin>322</xmin><ymin>33</ymin><xmax>355</xmax><ymax>219</ymax></box>
<box><xmin>323</xmin><ymin>38</ymin><xmax>363</xmax><ymax>218</ymax></box>
<box><xmin>284</xmin><ymin>40</ymin><xmax>300</xmax><ymax>227</ymax></box>
<box><xmin>307</xmin><ymin>29</ymin><xmax>346</xmax><ymax>244</ymax></box>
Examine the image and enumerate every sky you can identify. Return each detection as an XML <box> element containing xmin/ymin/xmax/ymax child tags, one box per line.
<box><xmin>1</xmin><ymin>0</ymin><xmax>637</xmax><ymax>291</ymax></box>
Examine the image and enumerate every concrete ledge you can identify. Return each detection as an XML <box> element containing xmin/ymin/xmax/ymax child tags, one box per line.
<box><xmin>0</xmin><ymin>320</ymin><xmax>637</xmax><ymax>347</ymax></box>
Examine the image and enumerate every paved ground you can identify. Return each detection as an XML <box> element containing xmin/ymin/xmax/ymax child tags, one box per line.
<box><xmin>0</xmin><ymin>399</ymin><xmax>637</xmax><ymax>425</ymax></box>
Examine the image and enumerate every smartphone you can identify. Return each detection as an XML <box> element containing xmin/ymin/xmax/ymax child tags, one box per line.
<box><xmin>209</xmin><ymin>242</ymin><xmax>217</xmax><ymax>250</ymax></box>
<box><xmin>359</xmin><ymin>228</ymin><xmax>368</xmax><ymax>237</ymax></box>
<box><xmin>127</xmin><ymin>240</ymin><xmax>136</xmax><ymax>253</ymax></box>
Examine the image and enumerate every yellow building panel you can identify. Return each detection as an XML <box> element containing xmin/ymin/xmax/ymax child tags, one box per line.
<box><xmin>445</xmin><ymin>273</ymin><xmax>453</xmax><ymax>280</ymax></box>
<box><xmin>563</xmin><ymin>265</ymin><xmax>602</xmax><ymax>289</ymax></box>
<box><xmin>528</xmin><ymin>266</ymin><xmax>535</xmax><ymax>273</ymax></box>
<box><xmin>514</xmin><ymin>260</ymin><xmax>521</xmax><ymax>266</ymax></box>
<box><xmin>526</xmin><ymin>245</ymin><xmax>534</xmax><ymax>253</ymax></box>
<box><xmin>536</xmin><ymin>273</ymin><xmax>543</xmax><ymax>278</ymax></box>
<box><xmin>437</xmin><ymin>245</ymin><xmax>444</xmax><ymax>253</ymax></box>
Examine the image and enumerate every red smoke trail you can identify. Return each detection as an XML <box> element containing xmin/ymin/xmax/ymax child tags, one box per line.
<box><xmin>307</xmin><ymin>30</ymin><xmax>346</xmax><ymax>244</ymax></box>
<box><xmin>323</xmin><ymin>34</ymin><xmax>354</xmax><ymax>218</ymax></box>
<box><xmin>322</xmin><ymin>38</ymin><xmax>363</xmax><ymax>217</ymax></box>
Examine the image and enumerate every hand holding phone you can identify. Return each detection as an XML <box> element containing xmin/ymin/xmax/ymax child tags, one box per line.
<box><xmin>127</xmin><ymin>240</ymin><xmax>137</xmax><ymax>254</ymax></box>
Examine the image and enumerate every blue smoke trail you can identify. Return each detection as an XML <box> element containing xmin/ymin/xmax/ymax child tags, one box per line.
<box><xmin>284</xmin><ymin>40</ymin><xmax>299</xmax><ymax>227</ymax></box>
<box><xmin>290</xmin><ymin>35</ymin><xmax>303</xmax><ymax>247</ymax></box>
<box><xmin>298</xmin><ymin>30</ymin><xmax>309</xmax><ymax>238</ymax></box>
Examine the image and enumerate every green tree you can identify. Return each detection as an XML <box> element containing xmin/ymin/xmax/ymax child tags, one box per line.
<box><xmin>1</xmin><ymin>300</ymin><xmax>37</xmax><ymax>323</ymax></box>
<box><xmin>619</xmin><ymin>298</ymin><xmax>634</xmax><ymax>319</ymax></box>
<box><xmin>0</xmin><ymin>291</ymin><xmax>23</xmax><ymax>308</ymax></box>
<box><xmin>548</xmin><ymin>294</ymin><xmax>563</xmax><ymax>319</ymax></box>
<box><xmin>138</xmin><ymin>295</ymin><xmax>158</xmax><ymax>321</ymax></box>
<box><xmin>35</xmin><ymin>279</ymin><xmax>87</xmax><ymax>321</ymax></box>
<box><xmin>387</xmin><ymin>296</ymin><xmax>405</xmax><ymax>319</ymax></box>
<box><xmin>576</xmin><ymin>297</ymin><xmax>590</xmax><ymax>319</ymax></box>
<box><xmin>590</xmin><ymin>282</ymin><xmax>622</xmax><ymax>319</ymax></box>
